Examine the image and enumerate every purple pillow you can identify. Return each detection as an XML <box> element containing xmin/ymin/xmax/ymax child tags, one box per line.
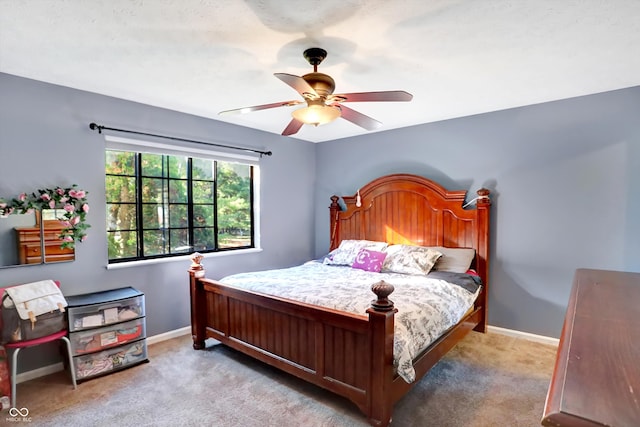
<box><xmin>351</xmin><ymin>248</ymin><xmax>387</xmax><ymax>273</ymax></box>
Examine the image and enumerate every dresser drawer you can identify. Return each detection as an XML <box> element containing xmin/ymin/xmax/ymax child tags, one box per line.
<box><xmin>69</xmin><ymin>295</ymin><xmax>144</xmax><ymax>332</ymax></box>
<box><xmin>74</xmin><ymin>339</ymin><xmax>147</xmax><ymax>380</ymax></box>
<box><xmin>21</xmin><ymin>242</ymin><xmax>74</xmax><ymax>264</ymax></box>
<box><xmin>44</xmin><ymin>242</ymin><xmax>74</xmax><ymax>255</ymax></box>
<box><xmin>69</xmin><ymin>317</ymin><xmax>146</xmax><ymax>356</ymax></box>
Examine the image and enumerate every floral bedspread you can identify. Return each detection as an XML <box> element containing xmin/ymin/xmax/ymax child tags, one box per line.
<box><xmin>220</xmin><ymin>262</ymin><xmax>481</xmax><ymax>383</ymax></box>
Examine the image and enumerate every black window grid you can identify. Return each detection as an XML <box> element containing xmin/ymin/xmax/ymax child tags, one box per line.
<box><xmin>106</xmin><ymin>152</ymin><xmax>254</xmax><ymax>263</ymax></box>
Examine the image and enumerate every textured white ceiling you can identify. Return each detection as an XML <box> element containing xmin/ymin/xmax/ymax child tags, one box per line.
<box><xmin>1</xmin><ymin>0</ymin><xmax>640</xmax><ymax>142</ymax></box>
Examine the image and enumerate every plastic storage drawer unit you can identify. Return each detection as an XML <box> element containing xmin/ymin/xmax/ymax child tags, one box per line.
<box><xmin>66</xmin><ymin>287</ymin><xmax>148</xmax><ymax>381</ymax></box>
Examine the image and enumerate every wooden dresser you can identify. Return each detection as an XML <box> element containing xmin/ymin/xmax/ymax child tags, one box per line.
<box><xmin>15</xmin><ymin>223</ymin><xmax>75</xmax><ymax>264</ymax></box>
<box><xmin>542</xmin><ymin>268</ymin><xmax>640</xmax><ymax>427</ymax></box>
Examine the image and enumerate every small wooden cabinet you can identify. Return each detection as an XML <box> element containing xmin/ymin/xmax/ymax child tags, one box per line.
<box><xmin>66</xmin><ymin>287</ymin><xmax>148</xmax><ymax>382</ymax></box>
<box><xmin>15</xmin><ymin>223</ymin><xmax>74</xmax><ymax>264</ymax></box>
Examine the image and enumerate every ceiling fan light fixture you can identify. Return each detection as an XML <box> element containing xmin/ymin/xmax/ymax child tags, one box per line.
<box><xmin>292</xmin><ymin>105</ymin><xmax>341</xmax><ymax>126</ymax></box>
<box><xmin>220</xmin><ymin>47</ymin><xmax>412</xmax><ymax>137</ymax></box>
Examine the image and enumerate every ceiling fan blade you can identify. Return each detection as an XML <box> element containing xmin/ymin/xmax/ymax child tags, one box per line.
<box><xmin>331</xmin><ymin>90</ymin><xmax>413</xmax><ymax>103</ymax></box>
<box><xmin>274</xmin><ymin>73</ymin><xmax>318</xmax><ymax>97</ymax></box>
<box><xmin>219</xmin><ymin>100</ymin><xmax>303</xmax><ymax>115</ymax></box>
<box><xmin>337</xmin><ymin>105</ymin><xmax>382</xmax><ymax>131</ymax></box>
<box><xmin>282</xmin><ymin>118</ymin><xmax>304</xmax><ymax>136</ymax></box>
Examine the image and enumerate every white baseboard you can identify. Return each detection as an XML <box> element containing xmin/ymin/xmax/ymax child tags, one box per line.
<box><xmin>15</xmin><ymin>326</ymin><xmax>192</xmax><ymax>384</ymax></box>
<box><xmin>488</xmin><ymin>325</ymin><xmax>559</xmax><ymax>347</ymax></box>
<box><xmin>146</xmin><ymin>326</ymin><xmax>191</xmax><ymax>346</ymax></box>
<box><xmin>15</xmin><ymin>325</ymin><xmax>556</xmax><ymax>384</ymax></box>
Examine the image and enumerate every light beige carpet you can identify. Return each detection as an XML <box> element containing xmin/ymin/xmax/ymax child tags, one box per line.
<box><xmin>12</xmin><ymin>331</ymin><xmax>557</xmax><ymax>426</ymax></box>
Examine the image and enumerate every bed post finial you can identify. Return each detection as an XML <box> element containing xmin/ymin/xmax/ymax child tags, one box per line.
<box><xmin>370</xmin><ymin>280</ymin><xmax>395</xmax><ymax>312</ymax></box>
<box><xmin>476</xmin><ymin>188</ymin><xmax>490</xmax><ymax>205</ymax></box>
<box><xmin>189</xmin><ymin>252</ymin><xmax>204</xmax><ymax>271</ymax></box>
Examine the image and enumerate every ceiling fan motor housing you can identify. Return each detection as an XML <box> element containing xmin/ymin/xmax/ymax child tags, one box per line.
<box><xmin>302</xmin><ymin>72</ymin><xmax>335</xmax><ymax>98</ymax></box>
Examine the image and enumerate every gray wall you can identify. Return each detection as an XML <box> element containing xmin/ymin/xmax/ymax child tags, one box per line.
<box><xmin>315</xmin><ymin>86</ymin><xmax>640</xmax><ymax>338</ymax></box>
<box><xmin>0</xmin><ymin>73</ymin><xmax>316</xmax><ymax>371</ymax></box>
<box><xmin>2</xmin><ymin>71</ymin><xmax>639</xmax><ymax>373</ymax></box>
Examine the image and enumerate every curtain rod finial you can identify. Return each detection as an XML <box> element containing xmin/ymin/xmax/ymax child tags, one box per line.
<box><xmin>89</xmin><ymin>122</ymin><xmax>102</xmax><ymax>133</ymax></box>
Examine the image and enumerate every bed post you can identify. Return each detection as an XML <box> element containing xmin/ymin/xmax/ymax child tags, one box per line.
<box><xmin>329</xmin><ymin>195</ymin><xmax>341</xmax><ymax>251</ymax></box>
<box><xmin>188</xmin><ymin>252</ymin><xmax>207</xmax><ymax>350</ymax></box>
<box><xmin>474</xmin><ymin>188</ymin><xmax>491</xmax><ymax>333</ymax></box>
<box><xmin>366</xmin><ymin>281</ymin><xmax>397</xmax><ymax>427</ymax></box>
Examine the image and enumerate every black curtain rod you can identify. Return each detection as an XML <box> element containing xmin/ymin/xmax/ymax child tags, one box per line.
<box><xmin>88</xmin><ymin>123</ymin><xmax>272</xmax><ymax>157</ymax></box>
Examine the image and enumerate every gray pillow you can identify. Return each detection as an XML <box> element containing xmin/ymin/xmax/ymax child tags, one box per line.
<box><xmin>429</xmin><ymin>247</ymin><xmax>476</xmax><ymax>273</ymax></box>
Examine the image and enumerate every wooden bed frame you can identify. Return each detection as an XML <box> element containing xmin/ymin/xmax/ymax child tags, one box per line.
<box><xmin>188</xmin><ymin>173</ymin><xmax>491</xmax><ymax>426</ymax></box>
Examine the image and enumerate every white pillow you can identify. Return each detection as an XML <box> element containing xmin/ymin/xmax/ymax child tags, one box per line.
<box><xmin>381</xmin><ymin>244</ymin><xmax>442</xmax><ymax>276</ymax></box>
<box><xmin>323</xmin><ymin>240</ymin><xmax>388</xmax><ymax>266</ymax></box>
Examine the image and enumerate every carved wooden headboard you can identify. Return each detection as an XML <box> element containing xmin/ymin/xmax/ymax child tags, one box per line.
<box><xmin>329</xmin><ymin>174</ymin><xmax>491</xmax><ymax>327</ymax></box>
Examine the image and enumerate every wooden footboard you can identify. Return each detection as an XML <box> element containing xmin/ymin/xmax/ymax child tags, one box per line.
<box><xmin>189</xmin><ymin>256</ymin><xmax>399</xmax><ymax>426</ymax></box>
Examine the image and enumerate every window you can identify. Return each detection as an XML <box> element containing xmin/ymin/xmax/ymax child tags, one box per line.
<box><xmin>106</xmin><ymin>149</ymin><xmax>255</xmax><ymax>263</ymax></box>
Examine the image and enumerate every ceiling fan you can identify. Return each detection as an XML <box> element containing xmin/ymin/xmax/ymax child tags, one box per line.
<box><xmin>219</xmin><ymin>47</ymin><xmax>413</xmax><ymax>136</ymax></box>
